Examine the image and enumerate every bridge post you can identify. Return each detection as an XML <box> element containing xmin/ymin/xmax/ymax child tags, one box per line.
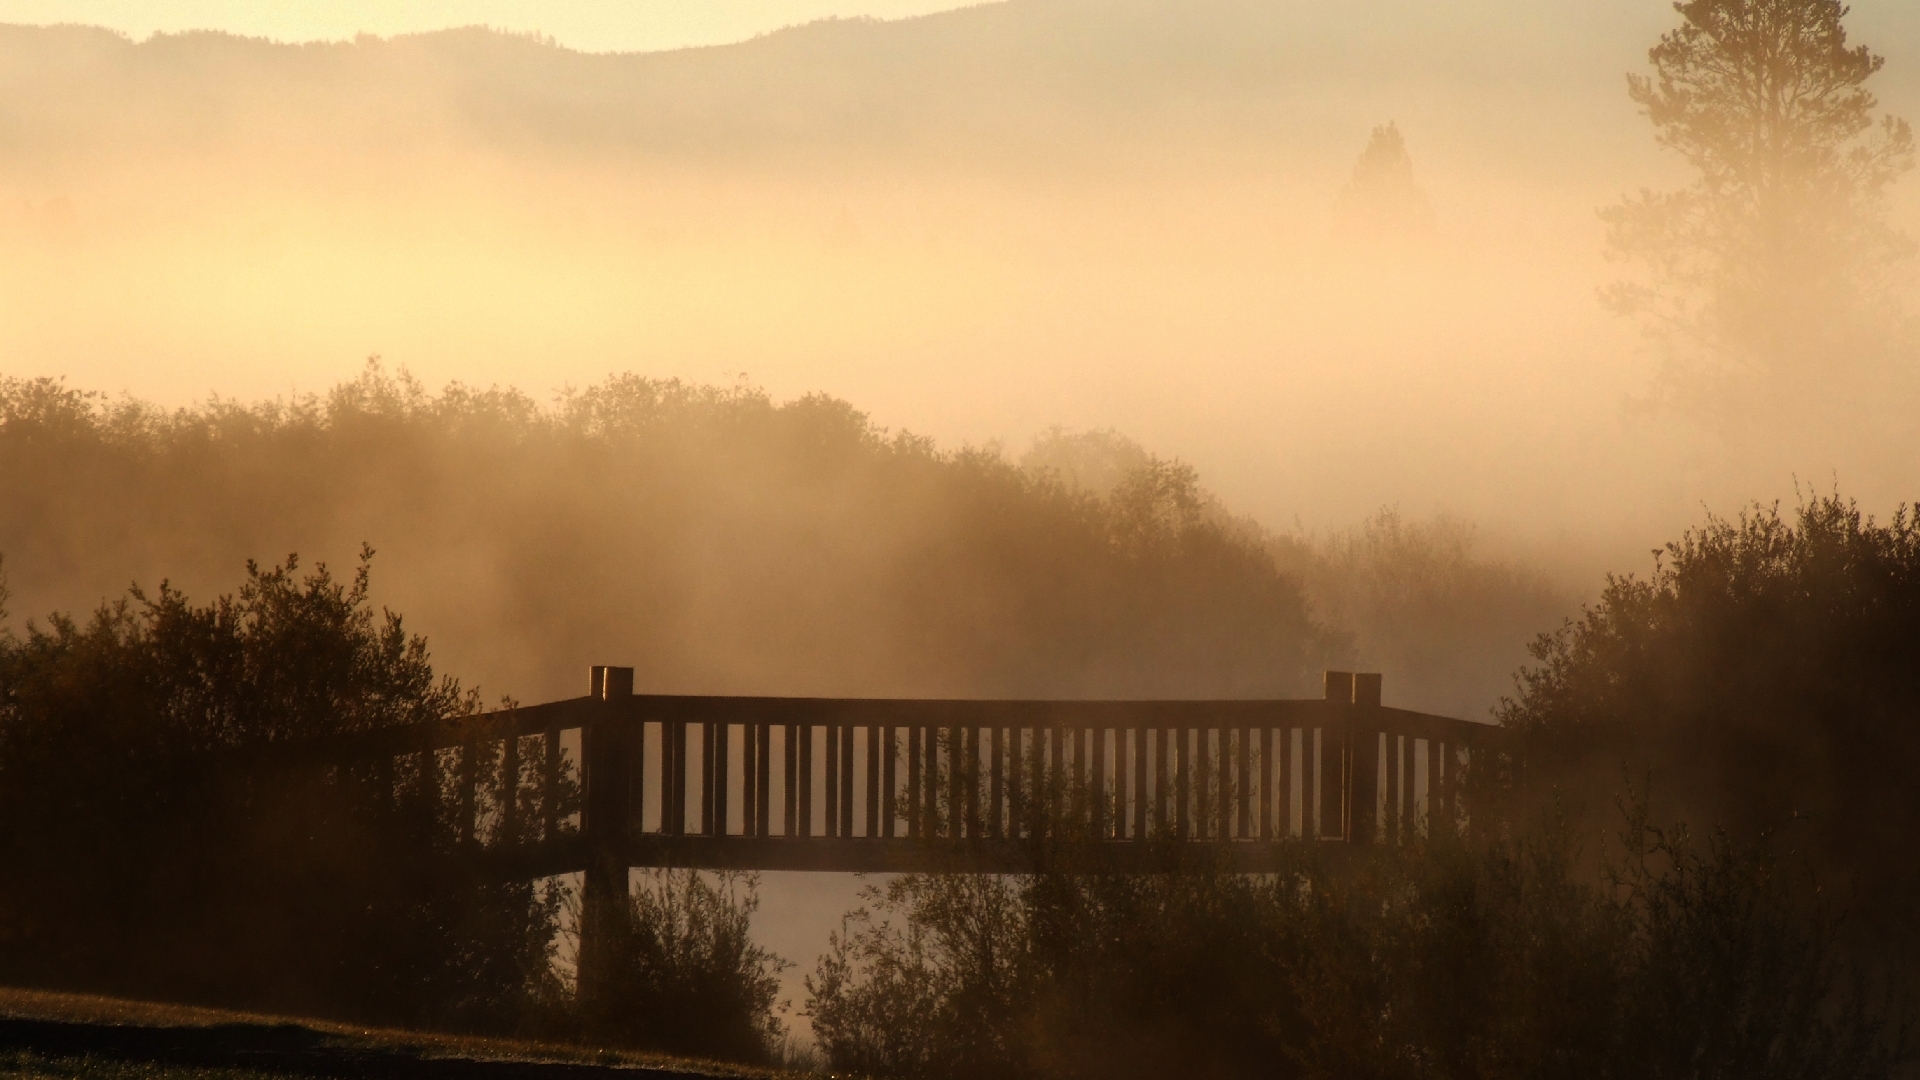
<box><xmin>1321</xmin><ymin>672</ymin><xmax>1352</xmax><ymax>838</ymax></box>
<box><xmin>578</xmin><ymin>665</ymin><xmax>635</xmax><ymax>1010</ymax></box>
<box><xmin>1349</xmin><ymin>673</ymin><xmax>1382</xmax><ymax>845</ymax></box>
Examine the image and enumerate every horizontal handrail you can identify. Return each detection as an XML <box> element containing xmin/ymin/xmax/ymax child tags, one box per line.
<box><xmin>254</xmin><ymin>693</ymin><xmax>1496</xmax><ymax>761</ymax></box>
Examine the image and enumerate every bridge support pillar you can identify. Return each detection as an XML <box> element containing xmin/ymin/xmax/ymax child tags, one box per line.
<box><xmin>1349</xmin><ymin>673</ymin><xmax>1382</xmax><ymax>844</ymax></box>
<box><xmin>578</xmin><ymin>665</ymin><xmax>635</xmax><ymax>1013</ymax></box>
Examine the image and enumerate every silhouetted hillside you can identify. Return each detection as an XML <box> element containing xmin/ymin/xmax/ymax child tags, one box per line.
<box><xmin>0</xmin><ymin>1</ymin><xmax>1668</xmax><ymax>174</ymax></box>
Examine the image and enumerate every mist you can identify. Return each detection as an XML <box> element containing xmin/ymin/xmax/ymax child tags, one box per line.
<box><xmin>7</xmin><ymin>1</ymin><xmax>1915</xmax><ymax>568</ymax></box>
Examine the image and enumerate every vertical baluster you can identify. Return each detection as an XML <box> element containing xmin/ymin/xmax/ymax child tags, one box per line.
<box><xmin>907</xmin><ymin>726</ymin><xmax>922</xmax><ymax>839</ymax></box>
<box><xmin>1092</xmin><ymin>726</ymin><xmax>1108</xmax><ymax>838</ymax></box>
<box><xmin>944</xmin><ymin>725</ymin><xmax>960</xmax><ymax>838</ymax></box>
<box><xmin>695</xmin><ymin>722</ymin><xmax>710</xmax><ymax>835</ymax></box>
<box><xmin>1075</xmin><ymin>728</ymin><xmax>1089</xmax><ymax>830</ymax></box>
<box><xmin>1216</xmin><ymin>728</ymin><xmax>1230</xmax><ymax>838</ymax></box>
<box><xmin>824</xmin><ymin>725</ymin><xmax>840</xmax><ymax>838</ymax></box>
<box><xmin>925</xmin><ymin>728</ymin><xmax>941</xmax><ymax>838</ymax></box>
<box><xmin>1174</xmin><ymin>728</ymin><xmax>1189</xmax><ymax>839</ymax></box>
<box><xmin>1453</xmin><ymin>740</ymin><xmax>1466</xmax><ymax>836</ymax></box>
<box><xmin>1351</xmin><ymin>726</ymin><xmax>1380</xmax><ymax>846</ymax></box>
<box><xmin>1154</xmin><ymin>728</ymin><xmax>1169</xmax><ymax>835</ymax></box>
<box><xmin>543</xmin><ymin>723</ymin><xmax>562</xmax><ymax>841</ymax></box>
<box><xmin>500</xmin><ymin>733</ymin><xmax>519</xmax><ymax>845</ymax></box>
<box><xmin>1223</xmin><ymin>729</ymin><xmax>1236</xmax><ymax>839</ymax></box>
<box><xmin>1284</xmin><ymin>728</ymin><xmax>1298</xmax><ymax>838</ymax></box>
<box><xmin>1385</xmin><ymin>733</ymin><xmax>1401</xmax><ymax>846</ymax></box>
<box><xmin>799</xmin><ymin>724</ymin><xmax>814</xmax><ymax>838</ymax></box>
<box><xmin>660</xmin><ymin>722</ymin><xmax>676</xmax><ymax>836</ymax></box>
<box><xmin>990</xmin><ymin>727</ymin><xmax>1005</xmax><ymax>838</ymax></box>
<box><xmin>757</xmin><ymin>723</ymin><xmax>772</xmax><ymax>838</ymax></box>
<box><xmin>712</xmin><ymin>722</ymin><xmax>729</xmax><ymax>836</ymax></box>
<box><xmin>842</xmin><ymin>723</ymin><xmax>856</xmax><ymax>839</ymax></box>
<box><xmin>1215</xmin><ymin>728</ymin><xmax>1229</xmax><ymax>839</ymax></box>
<box><xmin>952</xmin><ymin>727</ymin><xmax>967</xmax><ymax>839</ymax></box>
<box><xmin>631</xmin><ymin>719</ymin><xmax>647</xmax><ymax>836</ymax></box>
<box><xmin>783</xmin><ymin>723</ymin><xmax>798</xmax><ymax>837</ymax></box>
<box><xmin>458</xmin><ymin>736</ymin><xmax>478</xmax><ymax>846</ymax></box>
<box><xmin>1398</xmin><ymin>734</ymin><xmax>1409</xmax><ymax>843</ymax></box>
<box><xmin>696</xmin><ymin>724</ymin><xmax>710</xmax><ymax>835</ymax></box>
<box><xmin>1190</xmin><ymin>726</ymin><xmax>1205</xmax><ymax>837</ymax></box>
<box><xmin>1213</xmin><ymin>728</ymin><xmax>1226</xmax><ymax>840</ymax></box>
<box><xmin>1048</xmin><ymin>726</ymin><xmax>1063</xmax><ymax>836</ymax></box>
<box><xmin>1320</xmin><ymin>727</ymin><xmax>1344</xmax><ymax>840</ymax></box>
<box><xmin>1134</xmin><ymin>726</ymin><xmax>1148</xmax><ymax>840</ymax></box>
<box><xmin>883</xmin><ymin>726</ymin><xmax>897</xmax><ymax>839</ymax></box>
<box><xmin>740</xmin><ymin>723</ymin><xmax>756</xmax><ymax>837</ymax></box>
<box><xmin>1008</xmin><ymin>729</ymin><xmax>1025</xmax><ymax>839</ymax></box>
<box><xmin>1259</xmin><ymin>727</ymin><xmax>1273</xmax><ymax>841</ymax></box>
<box><xmin>1237</xmin><ymin>727</ymin><xmax>1252</xmax><ymax>840</ymax></box>
<box><xmin>867</xmin><ymin>725</ymin><xmax>881</xmax><ymax>838</ymax></box>
<box><xmin>1309</xmin><ymin>728</ymin><xmax>1322</xmax><ymax>838</ymax></box>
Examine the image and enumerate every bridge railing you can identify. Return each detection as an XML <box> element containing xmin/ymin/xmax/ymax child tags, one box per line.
<box><xmin>276</xmin><ymin>666</ymin><xmax>1498</xmax><ymax>878</ymax></box>
<box><xmin>256</xmin><ymin>667</ymin><xmax>1501</xmax><ymax>1000</ymax></box>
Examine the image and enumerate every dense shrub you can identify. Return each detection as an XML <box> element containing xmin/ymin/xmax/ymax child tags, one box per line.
<box><xmin>1498</xmin><ymin>494</ymin><xmax>1920</xmax><ymax>950</ymax></box>
<box><xmin>0</xmin><ymin>553</ymin><xmax>564</xmax><ymax>1028</ymax></box>
<box><xmin>583</xmin><ymin>870</ymin><xmax>788</xmax><ymax>1062</ymax></box>
<box><xmin>807</xmin><ymin>813</ymin><xmax>1906</xmax><ymax>1080</ymax></box>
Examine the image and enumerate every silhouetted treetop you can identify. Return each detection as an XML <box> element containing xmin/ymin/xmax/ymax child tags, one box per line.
<box><xmin>1500</xmin><ymin>493</ymin><xmax>1920</xmax><ymax>947</ymax></box>
<box><xmin>1603</xmin><ymin>0</ymin><xmax>1914</xmax><ymax>401</ymax></box>
<box><xmin>1334</xmin><ymin>122</ymin><xmax>1434</xmax><ymax>242</ymax></box>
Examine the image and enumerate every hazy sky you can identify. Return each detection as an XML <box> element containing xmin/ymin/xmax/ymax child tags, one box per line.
<box><xmin>0</xmin><ymin>0</ymin><xmax>977</xmax><ymax>52</ymax></box>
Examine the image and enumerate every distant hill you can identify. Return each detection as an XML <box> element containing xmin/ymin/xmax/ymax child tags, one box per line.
<box><xmin>6</xmin><ymin>0</ymin><xmax>1916</xmax><ymax>179</ymax></box>
<box><xmin>0</xmin><ymin>1</ymin><xmax>1673</xmax><ymax>175</ymax></box>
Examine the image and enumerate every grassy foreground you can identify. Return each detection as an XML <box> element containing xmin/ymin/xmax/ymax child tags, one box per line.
<box><xmin>0</xmin><ymin>988</ymin><xmax>799</xmax><ymax>1079</ymax></box>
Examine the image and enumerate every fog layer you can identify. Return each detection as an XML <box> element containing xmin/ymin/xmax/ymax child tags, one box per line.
<box><xmin>5</xmin><ymin>1</ymin><xmax>1914</xmax><ymax>566</ymax></box>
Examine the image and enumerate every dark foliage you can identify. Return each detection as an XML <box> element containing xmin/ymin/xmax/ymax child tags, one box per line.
<box><xmin>808</xmin><ymin>813</ymin><xmax>1905</xmax><ymax>1080</ymax></box>
<box><xmin>0</xmin><ymin>368</ymin><xmax>1336</xmax><ymax>706</ymax></box>
<box><xmin>0</xmin><ymin>553</ymin><xmax>564</xmax><ymax>1028</ymax></box>
<box><xmin>581</xmin><ymin>870</ymin><xmax>787</xmax><ymax>1062</ymax></box>
<box><xmin>1499</xmin><ymin>494</ymin><xmax>1920</xmax><ymax>952</ymax></box>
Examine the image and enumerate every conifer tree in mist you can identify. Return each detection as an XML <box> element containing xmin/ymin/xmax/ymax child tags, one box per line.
<box><xmin>1334</xmin><ymin>122</ymin><xmax>1434</xmax><ymax>243</ymax></box>
<box><xmin>1602</xmin><ymin>0</ymin><xmax>1914</xmax><ymax>413</ymax></box>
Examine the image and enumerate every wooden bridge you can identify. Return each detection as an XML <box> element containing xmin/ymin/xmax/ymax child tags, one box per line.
<box><xmin>300</xmin><ymin>666</ymin><xmax>1491</xmax><ymax>874</ymax></box>
<box><xmin>285</xmin><ymin>666</ymin><xmax>1493</xmax><ymax>997</ymax></box>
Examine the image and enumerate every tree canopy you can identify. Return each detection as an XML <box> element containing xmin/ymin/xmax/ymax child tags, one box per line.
<box><xmin>1602</xmin><ymin>0</ymin><xmax>1914</xmax><ymax>405</ymax></box>
<box><xmin>1499</xmin><ymin>494</ymin><xmax>1920</xmax><ymax>948</ymax></box>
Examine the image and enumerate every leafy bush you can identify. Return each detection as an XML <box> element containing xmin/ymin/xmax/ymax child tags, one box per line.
<box><xmin>582</xmin><ymin>870</ymin><xmax>788</xmax><ymax>1063</ymax></box>
<box><xmin>1499</xmin><ymin>494</ymin><xmax>1920</xmax><ymax>951</ymax></box>
<box><xmin>0</xmin><ymin>553</ymin><xmax>563</xmax><ymax>1028</ymax></box>
<box><xmin>807</xmin><ymin>814</ymin><xmax>1906</xmax><ymax>1080</ymax></box>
